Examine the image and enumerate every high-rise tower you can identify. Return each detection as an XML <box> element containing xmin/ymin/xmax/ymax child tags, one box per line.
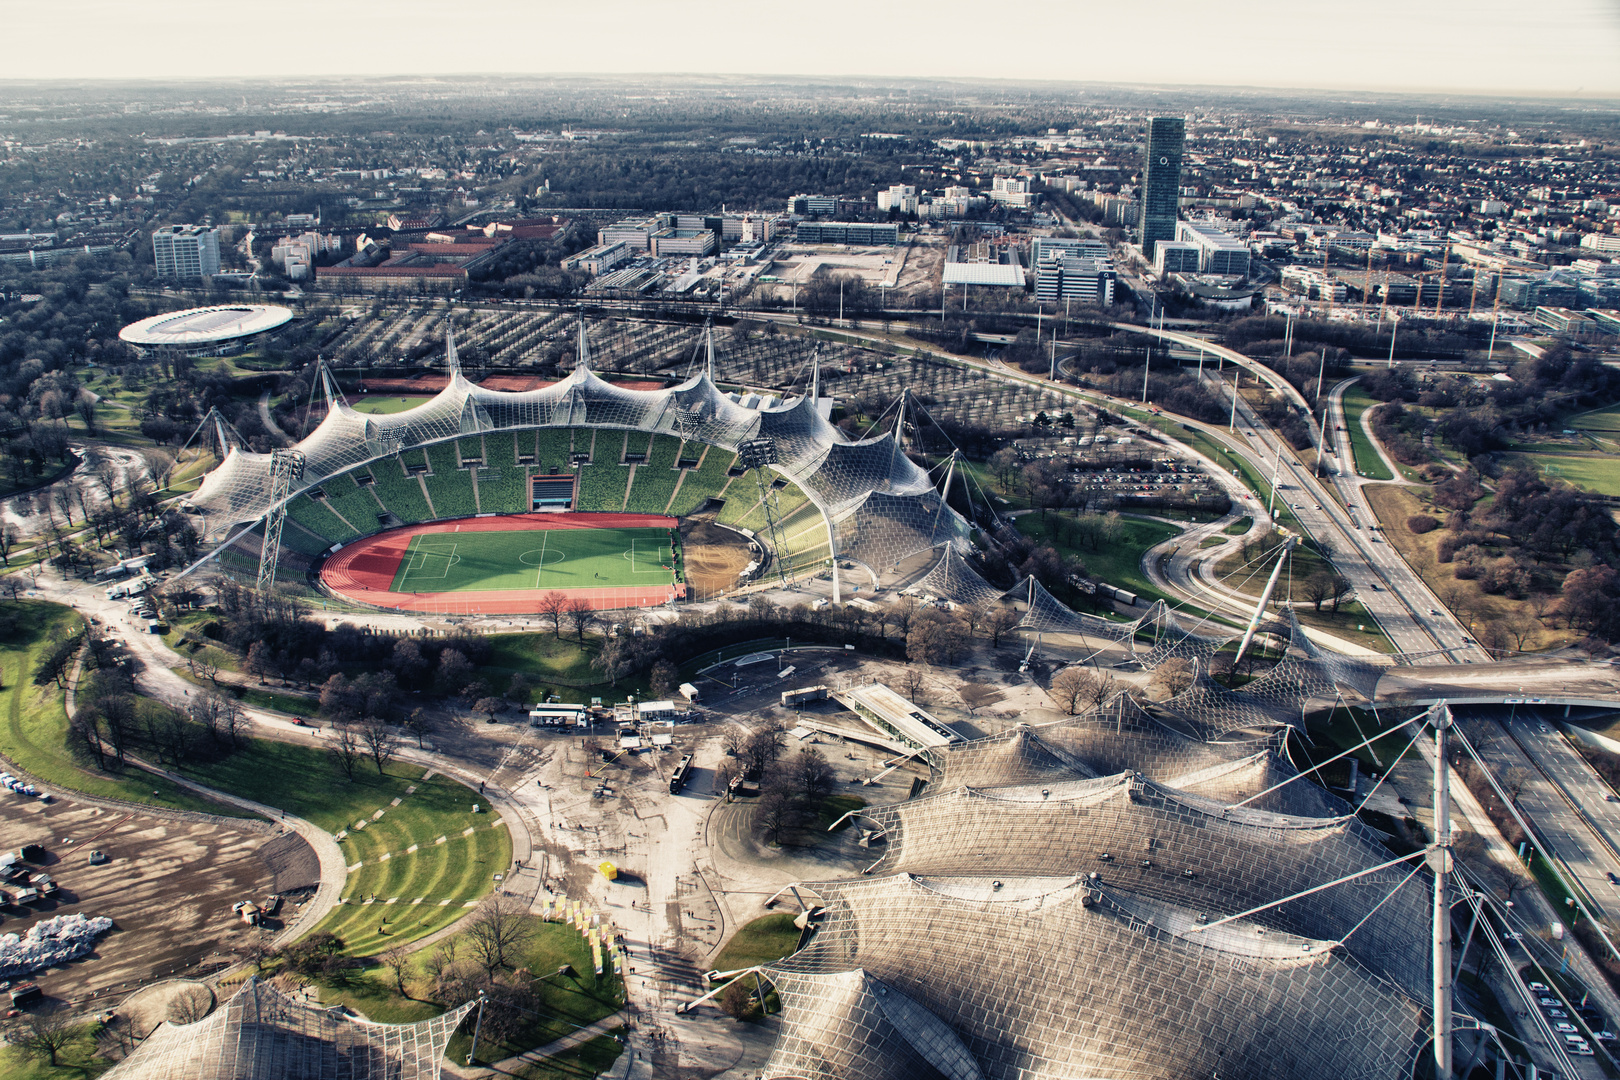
<box><xmin>1137</xmin><ymin>117</ymin><xmax>1185</xmax><ymax>260</ymax></box>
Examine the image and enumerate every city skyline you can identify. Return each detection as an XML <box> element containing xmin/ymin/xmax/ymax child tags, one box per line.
<box><xmin>3</xmin><ymin>0</ymin><xmax>1618</xmax><ymax>95</ymax></box>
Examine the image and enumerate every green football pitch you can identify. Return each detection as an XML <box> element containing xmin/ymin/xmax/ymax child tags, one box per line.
<box><xmin>387</xmin><ymin>526</ymin><xmax>677</xmax><ymax>593</ymax></box>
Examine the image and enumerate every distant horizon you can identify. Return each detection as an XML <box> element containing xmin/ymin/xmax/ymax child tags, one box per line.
<box><xmin>1</xmin><ymin>72</ymin><xmax>1619</xmax><ymax>105</ymax></box>
<box><xmin>5</xmin><ymin>0</ymin><xmax>1618</xmax><ymax>97</ymax></box>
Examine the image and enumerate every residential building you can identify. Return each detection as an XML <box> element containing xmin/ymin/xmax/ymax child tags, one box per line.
<box><xmin>988</xmin><ymin>176</ymin><xmax>1039</xmax><ymax>209</ymax></box>
<box><xmin>1580</xmin><ymin>234</ymin><xmax>1620</xmax><ymax>253</ymax></box>
<box><xmin>1279</xmin><ymin>267</ymin><xmax>1347</xmax><ymax>302</ymax></box>
<box><xmin>151</xmin><ymin>224</ymin><xmax>220</xmax><ymax>279</ymax></box>
<box><xmin>877</xmin><ymin>185</ymin><xmax>918</xmax><ymax>213</ymax></box>
<box><xmin>1137</xmin><ymin>117</ymin><xmax>1184</xmax><ymax>258</ymax></box>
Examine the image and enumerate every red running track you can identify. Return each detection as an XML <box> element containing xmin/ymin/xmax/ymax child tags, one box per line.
<box><xmin>319</xmin><ymin>512</ymin><xmax>686</xmax><ymax>614</ymax></box>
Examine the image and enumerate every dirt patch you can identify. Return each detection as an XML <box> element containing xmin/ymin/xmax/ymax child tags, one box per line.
<box><xmin>0</xmin><ymin>794</ymin><xmax>309</xmax><ymax>1007</ymax></box>
<box><xmin>680</xmin><ymin>519</ymin><xmax>754</xmax><ymax>595</ymax></box>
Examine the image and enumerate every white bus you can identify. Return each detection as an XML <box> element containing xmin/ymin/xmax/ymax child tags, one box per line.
<box><xmin>528</xmin><ymin>704</ymin><xmax>588</xmax><ymax>727</ymax></box>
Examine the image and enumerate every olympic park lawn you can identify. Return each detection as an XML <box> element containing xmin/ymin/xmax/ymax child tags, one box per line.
<box><xmin>389</xmin><ymin>525</ymin><xmax>677</xmax><ymax>594</ymax></box>
<box><xmin>181</xmin><ymin>739</ymin><xmax>510</xmax><ymax>956</ymax></box>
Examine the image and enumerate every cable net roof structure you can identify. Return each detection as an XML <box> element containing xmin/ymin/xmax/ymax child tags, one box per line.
<box><xmin>1158</xmin><ymin>612</ymin><xmax>1386</xmax><ymax>736</ymax></box>
<box><xmin>103</xmin><ymin>976</ymin><xmax>475</xmax><ymax>1080</ymax></box>
<box><xmin>925</xmin><ymin>712</ymin><xmax>1345</xmax><ymax>819</ymax></box>
<box><xmin>763</xmin><ymin>872</ymin><xmax>1425</xmax><ymax>1080</ymax></box>
<box><xmin>767</xmin><ymin>968</ymin><xmax>985</xmax><ymax>1080</ymax></box>
<box><xmin>751</xmin><ymin>676</ymin><xmax>1432</xmax><ymax>1080</ymax></box>
<box><xmin>183</xmin><ymin>326</ymin><xmax>975</xmax><ymax>586</ymax></box>
<box><xmin>909</xmin><ymin>547</ymin><xmax>1006</xmax><ymax>609</ymax></box>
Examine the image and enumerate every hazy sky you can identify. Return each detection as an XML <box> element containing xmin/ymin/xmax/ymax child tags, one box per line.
<box><xmin>7</xmin><ymin>0</ymin><xmax>1620</xmax><ymax>95</ymax></box>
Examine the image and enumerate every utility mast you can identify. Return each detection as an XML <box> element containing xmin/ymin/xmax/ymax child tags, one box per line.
<box><xmin>1230</xmin><ymin>536</ymin><xmax>1296</xmax><ymax>672</ymax></box>
<box><xmin>1431</xmin><ymin>703</ymin><xmax>1454</xmax><ymax>1079</ymax></box>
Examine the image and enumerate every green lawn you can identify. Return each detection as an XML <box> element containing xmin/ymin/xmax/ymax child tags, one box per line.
<box><xmin>0</xmin><ymin>601</ymin><xmax>249</xmax><ymax>815</ymax></box>
<box><xmin>0</xmin><ymin>1022</ymin><xmax>111</xmax><ymax>1079</ymax></box>
<box><xmin>482</xmin><ymin>633</ymin><xmax>601</xmax><ymax>696</ymax></box>
<box><xmin>350</xmin><ymin>396</ymin><xmax>433</xmax><ymax>414</ymax></box>
<box><xmin>1341</xmin><ymin>386</ymin><xmax>1395</xmax><ymax>482</ymax></box>
<box><xmin>1223</xmin><ymin>516</ymin><xmax>1253</xmax><ymax>535</ymax></box>
<box><xmin>1013</xmin><ymin>513</ymin><xmax>1183</xmax><ymax>602</ymax></box>
<box><xmin>443</xmin><ymin>919</ymin><xmax>625</xmax><ymax>1065</ymax></box>
<box><xmin>389</xmin><ymin>526</ymin><xmax>678</xmax><ymax>595</ymax></box>
<box><xmin>710</xmin><ymin>913</ymin><xmax>804</xmax><ymax>973</ymax></box>
<box><xmin>1509</xmin><ymin>453</ymin><xmax>1620</xmax><ymax>497</ymax></box>
<box><xmin>181</xmin><ymin>739</ymin><xmax>509</xmax><ymax>955</ymax></box>
<box><xmin>308</xmin><ymin>919</ymin><xmax>624</xmax><ymax>1075</ymax></box>
<box><xmin>1569</xmin><ymin>400</ymin><xmax>1620</xmax><ymax>434</ymax></box>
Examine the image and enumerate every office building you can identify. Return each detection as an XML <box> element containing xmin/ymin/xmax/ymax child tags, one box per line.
<box><xmin>1137</xmin><ymin>117</ymin><xmax>1185</xmax><ymax>259</ymax></box>
<box><xmin>1033</xmin><ymin>240</ymin><xmax>1116</xmax><ymax>307</ymax></box>
<box><xmin>794</xmin><ymin>221</ymin><xmax>898</xmax><ymax>246</ymax></box>
<box><xmin>561</xmin><ymin>241</ymin><xmax>633</xmax><ymax>276</ymax></box>
<box><xmin>1154</xmin><ymin>240</ymin><xmax>1201</xmax><ymax>276</ymax></box>
<box><xmin>649</xmin><ymin>228</ymin><xmax>718</xmax><ymax>257</ymax></box>
<box><xmin>1175</xmin><ymin>221</ymin><xmax>1250</xmax><ymax>277</ymax></box>
<box><xmin>152</xmin><ymin>224</ymin><xmax>220</xmax><ymax>280</ymax></box>
<box><xmin>598</xmin><ymin>217</ymin><xmax>660</xmax><ymax>251</ymax></box>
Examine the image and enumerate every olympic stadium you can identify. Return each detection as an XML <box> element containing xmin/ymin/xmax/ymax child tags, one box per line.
<box><xmin>181</xmin><ymin>323</ymin><xmax>974</xmax><ymax>613</ymax></box>
<box><xmin>118</xmin><ymin>304</ymin><xmax>294</xmax><ymax>357</ymax></box>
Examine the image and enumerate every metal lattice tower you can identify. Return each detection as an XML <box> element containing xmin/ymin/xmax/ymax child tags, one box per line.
<box><xmin>256</xmin><ymin>449</ymin><xmax>305</xmax><ymax>592</ymax></box>
<box><xmin>737</xmin><ymin>436</ymin><xmax>793</xmax><ymax>584</ymax></box>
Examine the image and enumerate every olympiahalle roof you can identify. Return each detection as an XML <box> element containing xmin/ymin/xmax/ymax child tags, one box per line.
<box><xmin>120</xmin><ymin>305</ymin><xmax>293</xmax><ymax>348</ymax></box>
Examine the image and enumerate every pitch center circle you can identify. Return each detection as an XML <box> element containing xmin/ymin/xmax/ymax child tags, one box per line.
<box><xmin>518</xmin><ymin>548</ymin><xmax>565</xmax><ymax>566</ymax></box>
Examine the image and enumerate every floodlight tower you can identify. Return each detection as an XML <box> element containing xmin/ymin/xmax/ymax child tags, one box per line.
<box><xmin>736</xmin><ymin>437</ymin><xmax>793</xmax><ymax>585</ymax></box>
<box><xmin>256</xmin><ymin>449</ymin><xmax>305</xmax><ymax>593</ymax></box>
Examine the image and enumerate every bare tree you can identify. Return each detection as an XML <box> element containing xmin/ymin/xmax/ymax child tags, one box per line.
<box><xmin>743</xmin><ymin>723</ymin><xmax>785</xmax><ymax>779</ymax></box>
<box><xmin>563</xmin><ymin>597</ymin><xmax>595</xmax><ymax>641</ymax></box>
<box><xmin>0</xmin><ymin>526</ymin><xmax>16</xmax><ymax>566</ymax></box>
<box><xmin>900</xmin><ymin>667</ymin><xmax>928</xmax><ymax>704</ymax></box>
<box><xmin>755</xmin><ymin>782</ymin><xmax>801</xmax><ymax>843</ymax></box>
<box><xmin>792</xmin><ymin>747</ymin><xmax>835</xmax><ymax>803</ymax></box>
<box><xmin>404</xmin><ymin>707</ymin><xmax>437</xmax><ymax>749</ymax></box>
<box><xmin>359</xmin><ymin>715</ymin><xmax>397</xmax><ymax>776</ymax></box>
<box><xmin>9</xmin><ymin>1005</ymin><xmax>78</xmax><ymax>1067</ymax></box>
<box><xmin>166</xmin><ymin>985</ymin><xmax>215</xmax><ymax>1025</ymax></box>
<box><xmin>1150</xmin><ymin>657</ymin><xmax>1197</xmax><ymax>698</ymax></box>
<box><xmin>1048</xmin><ymin>667</ymin><xmax>1101</xmax><ymax>714</ymax></box>
<box><xmin>328</xmin><ymin>722</ymin><xmax>362</xmax><ymax>780</ymax></box>
<box><xmin>463</xmin><ymin>894</ymin><xmax>536</xmax><ymax>976</ymax></box>
<box><xmin>720</xmin><ymin>726</ymin><xmax>745</xmax><ymax>757</ymax></box>
<box><xmin>381</xmin><ymin>945</ymin><xmax>413</xmax><ymax>997</ymax></box>
<box><xmin>984</xmin><ymin>606</ymin><xmax>1021</xmax><ymax>648</ymax></box>
<box><xmin>536</xmin><ymin>590</ymin><xmax>567</xmax><ymax>637</ymax></box>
